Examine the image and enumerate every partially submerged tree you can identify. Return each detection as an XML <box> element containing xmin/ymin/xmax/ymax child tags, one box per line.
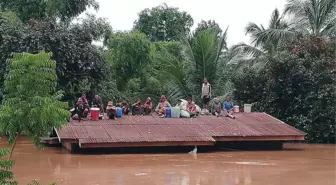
<box><xmin>0</xmin><ymin>51</ymin><xmax>69</xmax><ymax>159</ymax></box>
<box><xmin>0</xmin><ymin>149</ymin><xmax>16</xmax><ymax>184</ymax></box>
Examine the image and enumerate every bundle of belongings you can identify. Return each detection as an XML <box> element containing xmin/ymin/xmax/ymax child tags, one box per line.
<box><xmin>176</xmin><ymin>99</ymin><xmax>202</xmax><ymax>118</ymax></box>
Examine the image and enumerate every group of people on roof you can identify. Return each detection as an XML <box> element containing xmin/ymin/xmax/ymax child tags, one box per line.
<box><xmin>71</xmin><ymin>78</ymin><xmax>236</xmax><ymax>120</ymax></box>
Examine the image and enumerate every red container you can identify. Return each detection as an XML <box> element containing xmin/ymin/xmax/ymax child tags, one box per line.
<box><xmin>90</xmin><ymin>108</ymin><xmax>100</xmax><ymax>121</ymax></box>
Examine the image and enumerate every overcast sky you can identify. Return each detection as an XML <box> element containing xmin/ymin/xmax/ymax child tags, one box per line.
<box><xmin>90</xmin><ymin>0</ymin><xmax>287</xmax><ymax>46</ymax></box>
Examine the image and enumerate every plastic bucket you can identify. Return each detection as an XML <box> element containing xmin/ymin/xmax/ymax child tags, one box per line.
<box><xmin>171</xmin><ymin>107</ymin><xmax>181</xmax><ymax>118</ymax></box>
<box><xmin>244</xmin><ymin>104</ymin><xmax>252</xmax><ymax>113</ymax></box>
<box><xmin>233</xmin><ymin>106</ymin><xmax>239</xmax><ymax>113</ymax></box>
<box><xmin>116</xmin><ymin>107</ymin><xmax>122</xmax><ymax>118</ymax></box>
<box><xmin>90</xmin><ymin>108</ymin><xmax>100</xmax><ymax>121</ymax></box>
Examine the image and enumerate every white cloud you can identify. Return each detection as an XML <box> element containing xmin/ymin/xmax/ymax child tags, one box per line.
<box><xmin>90</xmin><ymin>0</ymin><xmax>286</xmax><ymax>46</ymax></box>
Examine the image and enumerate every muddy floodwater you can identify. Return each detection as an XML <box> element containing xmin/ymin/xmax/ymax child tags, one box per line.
<box><xmin>2</xmin><ymin>139</ymin><xmax>335</xmax><ymax>185</ymax></box>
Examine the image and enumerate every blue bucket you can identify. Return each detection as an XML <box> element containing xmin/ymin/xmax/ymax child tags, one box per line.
<box><xmin>116</xmin><ymin>107</ymin><xmax>122</xmax><ymax>118</ymax></box>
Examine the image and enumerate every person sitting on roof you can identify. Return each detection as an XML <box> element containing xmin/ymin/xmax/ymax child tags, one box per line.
<box><xmin>79</xmin><ymin>93</ymin><xmax>89</xmax><ymax>108</ymax></box>
<box><xmin>92</xmin><ymin>95</ymin><xmax>104</xmax><ymax>113</ymax></box>
<box><xmin>211</xmin><ymin>98</ymin><xmax>223</xmax><ymax>117</ymax></box>
<box><xmin>132</xmin><ymin>99</ymin><xmax>144</xmax><ymax>115</ymax></box>
<box><xmin>106</xmin><ymin>100</ymin><xmax>116</xmax><ymax>119</ymax></box>
<box><xmin>72</xmin><ymin>98</ymin><xmax>89</xmax><ymax>120</ymax></box>
<box><xmin>143</xmin><ymin>97</ymin><xmax>153</xmax><ymax>115</ymax></box>
<box><xmin>224</xmin><ymin>96</ymin><xmax>235</xmax><ymax>119</ymax></box>
<box><xmin>186</xmin><ymin>96</ymin><xmax>198</xmax><ymax>118</ymax></box>
<box><xmin>155</xmin><ymin>95</ymin><xmax>171</xmax><ymax>117</ymax></box>
<box><xmin>119</xmin><ymin>100</ymin><xmax>130</xmax><ymax>115</ymax></box>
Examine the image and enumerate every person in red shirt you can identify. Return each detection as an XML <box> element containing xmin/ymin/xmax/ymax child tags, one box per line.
<box><xmin>144</xmin><ymin>97</ymin><xmax>153</xmax><ymax>115</ymax></box>
<box><xmin>186</xmin><ymin>96</ymin><xmax>198</xmax><ymax>117</ymax></box>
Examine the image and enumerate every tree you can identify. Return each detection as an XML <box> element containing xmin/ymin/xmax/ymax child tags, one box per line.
<box><xmin>107</xmin><ymin>31</ymin><xmax>151</xmax><ymax>91</ymax></box>
<box><xmin>186</xmin><ymin>28</ymin><xmax>230</xmax><ymax>100</ymax></box>
<box><xmin>232</xmin><ymin>38</ymin><xmax>336</xmax><ymax>143</ymax></box>
<box><xmin>232</xmin><ymin>8</ymin><xmax>295</xmax><ymax>68</ymax></box>
<box><xmin>0</xmin><ymin>0</ymin><xmax>99</xmax><ymax>22</ymax></box>
<box><xmin>150</xmin><ymin>28</ymin><xmax>230</xmax><ymax>105</ymax></box>
<box><xmin>134</xmin><ymin>3</ymin><xmax>193</xmax><ymax>42</ymax></box>
<box><xmin>0</xmin><ymin>16</ymin><xmax>109</xmax><ymax>103</ymax></box>
<box><xmin>194</xmin><ymin>20</ymin><xmax>222</xmax><ymax>37</ymax></box>
<box><xmin>0</xmin><ymin>51</ymin><xmax>70</xmax><ymax>158</ymax></box>
<box><xmin>150</xmin><ymin>41</ymin><xmax>188</xmax><ymax>104</ymax></box>
<box><xmin>284</xmin><ymin>0</ymin><xmax>336</xmax><ymax>37</ymax></box>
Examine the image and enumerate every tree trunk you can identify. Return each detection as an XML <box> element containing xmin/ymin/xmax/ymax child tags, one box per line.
<box><xmin>8</xmin><ymin>134</ymin><xmax>19</xmax><ymax>160</ymax></box>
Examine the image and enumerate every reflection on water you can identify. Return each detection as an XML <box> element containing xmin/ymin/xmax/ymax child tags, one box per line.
<box><xmin>1</xmin><ymin>139</ymin><xmax>335</xmax><ymax>185</ymax></box>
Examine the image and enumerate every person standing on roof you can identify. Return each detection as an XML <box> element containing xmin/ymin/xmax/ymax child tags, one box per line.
<box><xmin>201</xmin><ymin>77</ymin><xmax>211</xmax><ymax>112</ymax></box>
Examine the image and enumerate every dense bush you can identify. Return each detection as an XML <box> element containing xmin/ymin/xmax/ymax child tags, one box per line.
<box><xmin>232</xmin><ymin>39</ymin><xmax>336</xmax><ymax>143</ymax></box>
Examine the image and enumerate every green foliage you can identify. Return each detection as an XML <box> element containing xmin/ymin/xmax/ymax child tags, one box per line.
<box><xmin>185</xmin><ymin>29</ymin><xmax>230</xmax><ymax>103</ymax></box>
<box><xmin>284</xmin><ymin>0</ymin><xmax>336</xmax><ymax>36</ymax></box>
<box><xmin>151</xmin><ymin>43</ymin><xmax>188</xmax><ymax>104</ymax></box>
<box><xmin>0</xmin><ymin>0</ymin><xmax>99</xmax><ymax>22</ymax></box>
<box><xmin>232</xmin><ymin>38</ymin><xmax>336</xmax><ymax>143</ymax></box>
<box><xmin>0</xmin><ymin>149</ymin><xmax>16</xmax><ymax>185</ymax></box>
<box><xmin>194</xmin><ymin>20</ymin><xmax>223</xmax><ymax>37</ymax></box>
<box><xmin>27</xmin><ymin>180</ymin><xmax>56</xmax><ymax>185</ymax></box>
<box><xmin>0</xmin><ymin>51</ymin><xmax>70</xmax><ymax>147</ymax></box>
<box><xmin>151</xmin><ymin>41</ymin><xmax>183</xmax><ymax>62</ymax></box>
<box><xmin>134</xmin><ymin>3</ymin><xmax>193</xmax><ymax>42</ymax></box>
<box><xmin>231</xmin><ymin>8</ymin><xmax>295</xmax><ymax>69</ymax></box>
<box><xmin>0</xmin><ymin>16</ymin><xmax>108</xmax><ymax>103</ymax></box>
<box><xmin>149</xmin><ymin>28</ymin><xmax>233</xmax><ymax>105</ymax></box>
<box><xmin>107</xmin><ymin>31</ymin><xmax>151</xmax><ymax>91</ymax></box>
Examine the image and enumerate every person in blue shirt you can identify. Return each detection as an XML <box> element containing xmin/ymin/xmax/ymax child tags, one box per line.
<box><xmin>223</xmin><ymin>96</ymin><xmax>235</xmax><ymax>119</ymax></box>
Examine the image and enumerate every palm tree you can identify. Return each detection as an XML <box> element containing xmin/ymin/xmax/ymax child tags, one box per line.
<box><xmin>231</xmin><ymin>8</ymin><xmax>294</xmax><ymax>68</ymax></box>
<box><xmin>151</xmin><ymin>27</ymin><xmax>231</xmax><ymax>104</ymax></box>
<box><xmin>284</xmin><ymin>0</ymin><xmax>336</xmax><ymax>37</ymax></box>
<box><xmin>184</xmin><ymin>27</ymin><xmax>230</xmax><ymax>101</ymax></box>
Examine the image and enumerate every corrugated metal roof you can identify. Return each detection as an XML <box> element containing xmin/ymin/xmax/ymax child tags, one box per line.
<box><xmin>58</xmin><ymin>112</ymin><xmax>305</xmax><ymax>146</ymax></box>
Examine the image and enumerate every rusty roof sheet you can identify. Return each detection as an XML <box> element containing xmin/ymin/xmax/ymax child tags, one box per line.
<box><xmin>58</xmin><ymin>112</ymin><xmax>305</xmax><ymax>144</ymax></box>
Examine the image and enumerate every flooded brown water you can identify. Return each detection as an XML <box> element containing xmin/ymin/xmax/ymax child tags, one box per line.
<box><xmin>1</xmin><ymin>139</ymin><xmax>335</xmax><ymax>185</ymax></box>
